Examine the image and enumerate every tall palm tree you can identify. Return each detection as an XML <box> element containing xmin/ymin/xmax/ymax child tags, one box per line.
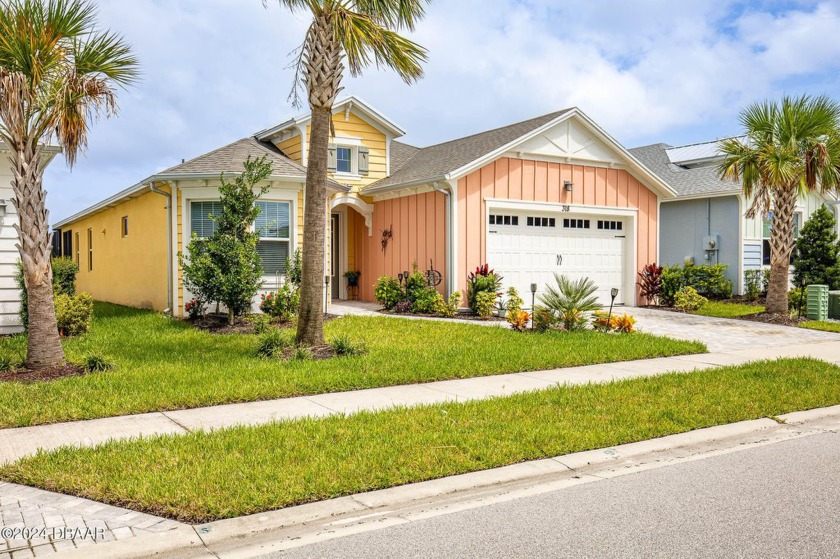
<box><xmin>268</xmin><ymin>0</ymin><xmax>429</xmax><ymax>346</ymax></box>
<box><xmin>0</xmin><ymin>0</ymin><xmax>138</xmax><ymax>369</ymax></box>
<box><xmin>719</xmin><ymin>95</ymin><xmax>840</xmax><ymax>314</ymax></box>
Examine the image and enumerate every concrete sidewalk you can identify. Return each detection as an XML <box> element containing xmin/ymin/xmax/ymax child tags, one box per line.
<box><xmin>3</xmin><ymin>339</ymin><xmax>840</xmax><ymax>467</ymax></box>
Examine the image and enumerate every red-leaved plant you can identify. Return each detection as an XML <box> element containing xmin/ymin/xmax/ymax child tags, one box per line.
<box><xmin>637</xmin><ymin>263</ymin><xmax>664</xmax><ymax>305</ymax></box>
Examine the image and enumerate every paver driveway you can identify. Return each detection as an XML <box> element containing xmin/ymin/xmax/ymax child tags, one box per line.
<box><xmin>631</xmin><ymin>307</ymin><xmax>839</xmax><ymax>352</ymax></box>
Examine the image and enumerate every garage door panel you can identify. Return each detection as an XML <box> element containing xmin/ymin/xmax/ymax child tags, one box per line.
<box><xmin>487</xmin><ymin>215</ymin><xmax>626</xmax><ymax>307</ymax></box>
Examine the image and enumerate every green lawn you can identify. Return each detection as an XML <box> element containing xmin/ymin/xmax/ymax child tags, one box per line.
<box><xmin>691</xmin><ymin>301</ymin><xmax>765</xmax><ymax>318</ymax></box>
<box><xmin>2</xmin><ymin>357</ymin><xmax>835</xmax><ymax>523</ymax></box>
<box><xmin>0</xmin><ymin>303</ymin><xmax>704</xmax><ymax>428</ymax></box>
<box><xmin>799</xmin><ymin>320</ymin><xmax>840</xmax><ymax>333</ymax></box>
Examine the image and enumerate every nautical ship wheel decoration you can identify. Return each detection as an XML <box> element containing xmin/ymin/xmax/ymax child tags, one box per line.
<box><xmin>380</xmin><ymin>225</ymin><xmax>393</xmax><ymax>252</ymax></box>
<box><xmin>425</xmin><ymin>259</ymin><xmax>442</xmax><ymax>287</ymax></box>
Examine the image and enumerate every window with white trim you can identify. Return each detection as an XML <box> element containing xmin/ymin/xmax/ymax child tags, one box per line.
<box><xmin>597</xmin><ymin>220</ymin><xmax>623</xmax><ymax>231</ymax></box>
<box><xmin>562</xmin><ymin>218</ymin><xmax>590</xmax><ymax>229</ymax></box>
<box><xmin>489</xmin><ymin>214</ymin><xmax>519</xmax><ymax>226</ymax></box>
<box><xmin>190</xmin><ymin>200</ymin><xmax>292</xmax><ymax>276</ymax></box>
<box><xmin>336</xmin><ymin>146</ymin><xmax>353</xmax><ymax>174</ymax></box>
<box><xmin>527</xmin><ymin>216</ymin><xmax>556</xmax><ymax>227</ymax></box>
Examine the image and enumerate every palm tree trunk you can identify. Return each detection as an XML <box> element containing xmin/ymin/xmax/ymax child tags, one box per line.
<box><xmin>296</xmin><ymin>106</ymin><xmax>330</xmax><ymax>346</ymax></box>
<box><xmin>766</xmin><ymin>187</ymin><xmax>798</xmax><ymax>314</ymax></box>
<box><xmin>295</xmin><ymin>12</ymin><xmax>343</xmax><ymax>347</ymax></box>
<box><xmin>11</xmin><ymin>147</ymin><xmax>65</xmax><ymax>369</ymax></box>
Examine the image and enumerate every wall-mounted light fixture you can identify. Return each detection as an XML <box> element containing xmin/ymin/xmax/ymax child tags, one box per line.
<box><xmin>563</xmin><ymin>180</ymin><xmax>574</xmax><ymax>192</ymax></box>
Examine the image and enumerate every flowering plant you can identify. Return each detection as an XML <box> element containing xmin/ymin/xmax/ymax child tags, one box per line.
<box><xmin>185</xmin><ymin>298</ymin><xmax>206</xmax><ymax>320</ymax></box>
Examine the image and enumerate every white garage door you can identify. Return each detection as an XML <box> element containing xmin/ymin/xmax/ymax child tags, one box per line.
<box><xmin>487</xmin><ymin>212</ymin><xmax>627</xmax><ymax>306</ymax></box>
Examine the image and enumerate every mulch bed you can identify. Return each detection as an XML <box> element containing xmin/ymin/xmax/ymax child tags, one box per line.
<box><xmin>380</xmin><ymin>310</ymin><xmax>505</xmax><ymax>322</ymax></box>
<box><xmin>278</xmin><ymin>344</ymin><xmax>336</xmax><ymax>361</ymax></box>
<box><xmin>189</xmin><ymin>314</ymin><xmax>339</xmax><ymax>334</ymax></box>
<box><xmin>738</xmin><ymin>312</ymin><xmax>808</xmax><ymax>327</ymax></box>
<box><xmin>0</xmin><ymin>364</ymin><xmax>88</xmax><ymax>384</ymax></box>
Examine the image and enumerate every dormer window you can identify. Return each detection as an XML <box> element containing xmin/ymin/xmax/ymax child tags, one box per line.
<box><xmin>328</xmin><ymin>142</ymin><xmax>370</xmax><ymax>177</ymax></box>
<box><xmin>336</xmin><ymin>146</ymin><xmax>353</xmax><ymax>173</ymax></box>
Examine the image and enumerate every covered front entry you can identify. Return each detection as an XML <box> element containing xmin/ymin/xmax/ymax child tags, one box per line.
<box><xmin>487</xmin><ymin>209</ymin><xmax>629</xmax><ymax>306</ymax></box>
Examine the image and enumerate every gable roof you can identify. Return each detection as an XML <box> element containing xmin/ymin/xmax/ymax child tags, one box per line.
<box><xmin>628</xmin><ymin>142</ymin><xmax>740</xmax><ymax>198</ymax></box>
<box><xmin>159</xmin><ymin>137</ymin><xmax>312</xmax><ymax>179</ymax></box>
<box><xmin>256</xmin><ymin>96</ymin><xmax>406</xmax><ymax>141</ymax></box>
<box><xmin>390</xmin><ymin>140</ymin><xmax>420</xmax><ymax>173</ymax></box>
<box><xmin>367</xmin><ymin>110</ymin><xmax>572</xmax><ymax>191</ymax></box>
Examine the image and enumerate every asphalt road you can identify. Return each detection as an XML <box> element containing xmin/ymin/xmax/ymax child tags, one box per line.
<box><xmin>270</xmin><ymin>431</ymin><xmax>839</xmax><ymax>558</ymax></box>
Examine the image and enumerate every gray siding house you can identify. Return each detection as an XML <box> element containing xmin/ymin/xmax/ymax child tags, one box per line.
<box><xmin>630</xmin><ymin>140</ymin><xmax>837</xmax><ymax>295</ymax></box>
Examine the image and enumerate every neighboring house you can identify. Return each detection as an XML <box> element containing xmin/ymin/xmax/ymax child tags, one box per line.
<box><xmin>630</xmin><ymin>140</ymin><xmax>838</xmax><ymax>295</ymax></box>
<box><xmin>0</xmin><ymin>142</ymin><xmax>59</xmax><ymax>334</ymax></box>
<box><xmin>54</xmin><ymin>96</ymin><xmax>677</xmax><ymax>315</ymax></box>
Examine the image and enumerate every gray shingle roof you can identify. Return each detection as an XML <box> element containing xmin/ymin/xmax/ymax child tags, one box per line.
<box><xmin>161</xmin><ymin>137</ymin><xmax>309</xmax><ymax>178</ymax></box>
<box><xmin>390</xmin><ymin>140</ymin><xmax>420</xmax><ymax>173</ymax></box>
<box><xmin>369</xmin><ymin>109</ymin><xmax>572</xmax><ymax>190</ymax></box>
<box><xmin>628</xmin><ymin>143</ymin><xmax>740</xmax><ymax>197</ymax></box>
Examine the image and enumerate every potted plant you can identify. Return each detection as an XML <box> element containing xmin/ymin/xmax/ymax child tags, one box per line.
<box><xmin>497</xmin><ymin>297</ymin><xmax>508</xmax><ymax>318</ymax></box>
<box><xmin>344</xmin><ymin>270</ymin><xmax>361</xmax><ymax>287</ymax></box>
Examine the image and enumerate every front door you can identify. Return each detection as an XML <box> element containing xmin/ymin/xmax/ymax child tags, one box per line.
<box><xmin>331</xmin><ymin>213</ymin><xmax>340</xmax><ymax>299</ymax></box>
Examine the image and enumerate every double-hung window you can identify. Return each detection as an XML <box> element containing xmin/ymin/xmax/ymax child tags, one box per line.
<box><xmin>255</xmin><ymin>201</ymin><xmax>291</xmax><ymax>276</ymax></box>
<box><xmin>762</xmin><ymin>212</ymin><xmax>800</xmax><ymax>266</ymax></box>
<box><xmin>190</xmin><ymin>200</ymin><xmax>291</xmax><ymax>277</ymax></box>
<box><xmin>336</xmin><ymin>146</ymin><xmax>353</xmax><ymax>174</ymax></box>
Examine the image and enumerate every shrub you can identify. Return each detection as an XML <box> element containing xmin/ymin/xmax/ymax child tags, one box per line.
<box><xmin>404</xmin><ymin>270</ymin><xmax>428</xmax><ymax>303</ymax></box>
<box><xmin>661</xmin><ymin>263</ymin><xmax>733</xmax><ymax>305</ymax></box>
<box><xmin>508</xmin><ymin>309</ymin><xmax>530</xmax><ymax>332</ymax></box>
<box><xmin>81</xmin><ymin>353</ymin><xmax>114</xmax><ymax>373</ymax></box>
<box><xmin>291</xmin><ymin>346</ymin><xmax>312</xmax><ymax>361</ymax></box>
<box><xmin>54</xmin><ymin>292</ymin><xmax>93</xmax><ymax>336</ymax></box>
<box><xmin>180</xmin><ymin>156</ymin><xmax>272</xmax><ymax>325</ymax></box>
<box><xmin>331</xmin><ymin>334</ymin><xmax>366</xmax><ymax>357</ymax></box>
<box><xmin>533</xmin><ymin>306</ymin><xmax>564</xmax><ymax>332</ymax></box>
<box><xmin>185</xmin><ymin>298</ymin><xmax>206</xmax><ymax>320</ymax></box>
<box><xmin>435</xmin><ymin>291</ymin><xmax>461</xmax><ymax>318</ymax></box>
<box><xmin>595</xmin><ymin>311</ymin><xmax>637</xmax><ymax>334</ymax></box>
<box><xmin>789</xmin><ymin>287</ymin><xmax>806</xmax><ymax>313</ymax></box>
<box><xmin>794</xmin><ymin>205</ymin><xmax>840</xmax><ymax>289</ymax></box>
<box><xmin>466</xmin><ymin>264</ymin><xmax>502</xmax><ymax>312</ymax></box>
<box><xmin>259</xmin><ymin>282</ymin><xmax>300</xmax><ymax>321</ymax></box>
<box><xmin>247</xmin><ymin>314</ymin><xmax>271</xmax><ymax>335</ymax></box>
<box><xmin>744</xmin><ymin>270</ymin><xmax>764</xmax><ymax>301</ymax></box>
<box><xmin>286</xmin><ymin>248</ymin><xmax>303</xmax><ymax>288</ymax></box>
<box><xmin>539</xmin><ymin>274</ymin><xmax>601</xmax><ymax>332</ymax></box>
<box><xmin>0</xmin><ymin>352</ymin><xmax>20</xmax><ymax>372</ymax></box>
<box><xmin>613</xmin><ymin>314</ymin><xmax>636</xmax><ymax>333</ymax></box>
<box><xmin>256</xmin><ymin>328</ymin><xmax>292</xmax><ymax>358</ymax></box>
<box><xmin>637</xmin><ymin>263</ymin><xmax>663</xmax><ymax>305</ymax></box>
<box><xmin>393</xmin><ymin>300</ymin><xmax>413</xmax><ymax>314</ymax></box>
<box><xmin>412</xmin><ymin>286</ymin><xmax>441</xmax><ymax>314</ymax></box>
<box><xmin>674</xmin><ymin>286</ymin><xmax>707</xmax><ymax>312</ymax></box>
<box><xmin>475</xmin><ymin>291</ymin><xmax>497</xmax><ymax>320</ymax></box>
<box><xmin>374</xmin><ymin>276</ymin><xmax>404</xmax><ymax>310</ymax></box>
<box><xmin>504</xmin><ymin>287</ymin><xmax>524</xmax><ymax>315</ymax></box>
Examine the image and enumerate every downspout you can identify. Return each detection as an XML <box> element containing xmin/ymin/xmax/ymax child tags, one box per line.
<box><xmin>432</xmin><ymin>181</ymin><xmax>453</xmax><ymax>297</ymax></box>
<box><xmin>149</xmin><ymin>182</ymin><xmax>173</xmax><ymax>315</ymax></box>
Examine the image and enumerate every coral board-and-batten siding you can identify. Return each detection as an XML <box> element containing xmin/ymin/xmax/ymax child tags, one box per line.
<box><xmin>456</xmin><ymin>157</ymin><xmax>658</xmax><ymax>300</ymax></box>
<box><xmin>351</xmin><ymin>191</ymin><xmax>448</xmax><ymax>302</ymax></box>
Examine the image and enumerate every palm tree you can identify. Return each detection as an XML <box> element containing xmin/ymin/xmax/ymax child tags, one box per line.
<box><xmin>719</xmin><ymin>95</ymin><xmax>840</xmax><ymax>314</ymax></box>
<box><xmin>268</xmin><ymin>0</ymin><xmax>429</xmax><ymax>346</ymax></box>
<box><xmin>0</xmin><ymin>0</ymin><xmax>138</xmax><ymax>369</ymax></box>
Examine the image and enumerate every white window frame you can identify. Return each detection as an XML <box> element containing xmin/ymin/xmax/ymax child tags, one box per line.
<box><xmin>761</xmin><ymin>211</ymin><xmax>802</xmax><ymax>266</ymax></box>
<box><xmin>255</xmin><ymin>200</ymin><xmax>293</xmax><ymax>284</ymax></box>
<box><xmin>333</xmin><ymin>136</ymin><xmax>363</xmax><ymax>180</ymax></box>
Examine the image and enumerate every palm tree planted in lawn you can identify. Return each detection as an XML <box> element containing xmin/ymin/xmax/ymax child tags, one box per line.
<box><xmin>267</xmin><ymin>0</ymin><xmax>429</xmax><ymax>347</ymax></box>
<box><xmin>0</xmin><ymin>0</ymin><xmax>138</xmax><ymax>369</ymax></box>
<box><xmin>719</xmin><ymin>95</ymin><xmax>840</xmax><ymax>314</ymax></box>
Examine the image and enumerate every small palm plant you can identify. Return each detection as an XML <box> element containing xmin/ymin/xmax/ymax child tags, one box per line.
<box><xmin>539</xmin><ymin>274</ymin><xmax>602</xmax><ymax>331</ymax></box>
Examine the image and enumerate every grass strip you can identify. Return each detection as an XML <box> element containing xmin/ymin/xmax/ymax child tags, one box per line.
<box><xmin>0</xmin><ymin>303</ymin><xmax>704</xmax><ymax>428</ymax></box>
<box><xmin>2</xmin><ymin>357</ymin><xmax>836</xmax><ymax>523</ymax></box>
<box><xmin>799</xmin><ymin>320</ymin><xmax>840</xmax><ymax>333</ymax></box>
<box><xmin>691</xmin><ymin>301</ymin><xmax>765</xmax><ymax>318</ymax></box>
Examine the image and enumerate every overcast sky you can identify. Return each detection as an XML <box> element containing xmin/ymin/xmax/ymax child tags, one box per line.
<box><xmin>45</xmin><ymin>0</ymin><xmax>840</xmax><ymax>223</ymax></box>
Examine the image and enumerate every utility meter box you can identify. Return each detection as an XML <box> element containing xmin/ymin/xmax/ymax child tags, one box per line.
<box><xmin>807</xmin><ymin>284</ymin><xmax>829</xmax><ymax>321</ymax></box>
<box><xmin>703</xmin><ymin>235</ymin><xmax>720</xmax><ymax>251</ymax></box>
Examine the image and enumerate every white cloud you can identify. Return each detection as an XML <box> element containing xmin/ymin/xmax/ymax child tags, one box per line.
<box><xmin>42</xmin><ymin>0</ymin><xmax>840</xmax><ymax>222</ymax></box>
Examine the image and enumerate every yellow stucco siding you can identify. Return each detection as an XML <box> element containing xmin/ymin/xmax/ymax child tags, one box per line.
<box><xmin>61</xmin><ymin>187</ymin><xmax>170</xmax><ymax>310</ymax></box>
<box><xmin>277</xmin><ymin>135</ymin><xmax>303</xmax><ymax>164</ymax></box>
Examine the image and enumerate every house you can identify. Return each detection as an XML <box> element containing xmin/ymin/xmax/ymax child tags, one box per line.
<box><xmin>630</xmin><ymin>140</ymin><xmax>838</xmax><ymax>295</ymax></box>
<box><xmin>53</xmin><ymin>97</ymin><xmax>677</xmax><ymax>315</ymax></box>
<box><xmin>0</xmin><ymin>142</ymin><xmax>60</xmax><ymax>333</ymax></box>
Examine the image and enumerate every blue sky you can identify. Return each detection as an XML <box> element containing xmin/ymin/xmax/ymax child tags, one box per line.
<box><xmin>45</xmin><ymin>0</ymin><xmax>840</xmax><ymax>223</ymax></box>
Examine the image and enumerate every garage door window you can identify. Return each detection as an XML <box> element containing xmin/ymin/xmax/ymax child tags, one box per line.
<box><xmin>597</xmin><ymin>220</ymin><xmax>623</xmax><ymax>231</ymax></box>
<box><xmin>489</xmin><ymin>214</ymin><xmax>519</xmax><ymax>226</ymax></box>
<box><xmin>562</xmin><ymin>218</ymin><xmax>590</xmax><ymax>229</ymax></box>
<box><xmin>528</xmin><ymin>217</ymin><xmax>556</xmax><ymax>227</ymax></box>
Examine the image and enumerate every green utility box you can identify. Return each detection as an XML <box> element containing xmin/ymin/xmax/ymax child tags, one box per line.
<box><xmin>806</xmin><ymin>284</ymin><xmax>829</xmax><ymax>321</ymax></box>
<box><xmin>829</xmin><ymin>291</ymin><xmax>840</xmax><ymax>319</ymax></box>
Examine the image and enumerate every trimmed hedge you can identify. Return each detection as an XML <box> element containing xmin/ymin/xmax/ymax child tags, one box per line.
<box><xmin>661</xmin><ymin>263</ymin><xmax>733</xmax><ymax>306</ymax></box>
